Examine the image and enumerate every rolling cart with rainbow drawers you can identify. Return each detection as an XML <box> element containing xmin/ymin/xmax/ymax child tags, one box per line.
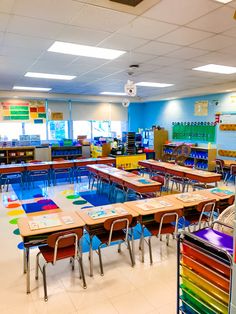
<box><xmin>177</xmin><ymin>222</ymin><xmax>234</xmax><ymax>313</ymax></box>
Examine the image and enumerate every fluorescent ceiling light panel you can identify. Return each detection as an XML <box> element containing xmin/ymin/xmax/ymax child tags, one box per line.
<box><xmin>25</xmin><ymin>72</ymin><xmax>76</xmax><ymax>80</ymax></box>
<box><xmin>193</xmin><ymin>64</ymin><xmax>236</xmax><ymax>74</ymax></box>
<box><xmin>48</xmin><ymin>41</ymin><xmax>126</xmax><ymax>60</ymax></box>
<box><xmin>13</xmin><ymin>86</ymin><xmax>51</xmax><ymax>91</ymax></box>
<box><xmin>100</xmin><ymin>92</ymin><xmax>127</xmax><ymax>96</ymax></box>
<box><xmin>214</xmin><ymin>0</ymin><xmax>232</xmax><ymax>4</ymax></box>
<box><xmin>136</xmin><ymin>82</ymin><xmax>174</xmax><ymax>87</ymax></box>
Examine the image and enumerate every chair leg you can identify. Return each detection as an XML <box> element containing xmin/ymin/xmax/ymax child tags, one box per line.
<box><xmin>127</xmin><ymin>239</ymin><xmax>134</xmax><ymax>267</ymax></box>
<box><xmin>141</xmin><ymin>225</ymin><xmax>145</xmax><ymax>263</ymax></box>
<box><xmin>35</xmin><ymin>252</ymin><xmax>40</xmax><ymax>280</ymax></box>
<box><xmin>118</xmin><ymin>242</ymin><xmax>122</xmax><ymax>253</ymax></box>
<box><xmin>148</xmin><ymin>237</ymin><xmax>153</xmax><ymax>265</ymax></box>
<box><xmin>166</xmin><ymin>234</ymin><xmax>170</xmax><ymax>246</ymax></box>
<box><xmin>98</xmin><ymin>246</ymin><xmax>104</xmax><ymax>276</ymax></box>
<box><xmin>42</xmin><ymin>264</ymin><xmax>48</xmax><ymax>302</ymax></box>
<box><xmin>77</xmin><ymin>257</ymin><xmax>87</xmax><ymax>289</ymax></box>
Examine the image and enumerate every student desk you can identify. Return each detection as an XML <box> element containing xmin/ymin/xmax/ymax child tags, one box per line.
<box><xmin>222</xmin><ymin>159</ymin><xmax>236</xmax><ymax>168</ymax></box>
<box><xmin>76</xmin><ymin>203</ymin><xmax>138</xmax><ymax>276</ymax></box>
<box><xmin>87</xmin><ymin>164</ymin><xmax>161</xmax><ymax>196</ymax></box>
<box><xmin>125</xmin><ymin>197</ymin><xmax>184</xmax><ymax>262</ymax></box>
<box><xmin>17</xmin><ymin>211</ymin><xmax>85</xmax><ymax>294</ymax></box>
<box><xmin>139</xmin><ymin>160</ymin><xmax>221</xmax><ymax>185</ymax></box>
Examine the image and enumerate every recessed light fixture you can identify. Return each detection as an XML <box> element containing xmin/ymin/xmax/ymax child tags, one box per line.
<box><xmin>136</xmin><ymin>82</ymin><xmax>174</xmax><ymax>87</ymax></box>
<box><xmin>193</xmin><ymin>64</ymin><xmax>236</xmax><ymax>74</ymax></box>
<box><xmin>48</xmin><ymin>41</ymin><xmax>126</xmax><ymax>60</ymax></box>
<box><xmin>25</xmin><ymin>72</ymin><xmax>76</xmax><ymax>80</ymax></box>
<box><xmin>13</xmin><ymin>86</ymin><xmax>52</xmax><ymax>91</ymax></box>
<box><xmin>214</xmin><ymin>0</ymin><xmax>232</xmax><ymax>4</ymax></box>
<box><xmin>100</xmin><ymin>92</ymin><xmax>127</xmax><ymax>96</ymax></box>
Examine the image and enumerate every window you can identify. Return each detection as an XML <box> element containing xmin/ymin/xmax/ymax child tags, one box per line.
<box><xmin>92</xmin><ymin>121</ymin><xmax>110</xmax><ymax>138</ymax></box>
<box><xmin>24</xmin><ymin>122</ymin><xmax>47</xmax><ymax>140</ymax></box>
<box><xmin>73</xmin><ymin>121</ymin><xmax>92</xmax><ymax>139</ymax></box>
<box><xmin>110</xmin><ymin>121</ymin><xmax>127</xmax><ymax>139</ymax></box>
<box><xmin>0</xmin><ymin>122</ymin><xmax>23</xmax><ymax>141</ymax></box>
<box><xmin>48</xmin><ymin>121</ymin><xmax>69</xmax><ymax>140</ymax></box>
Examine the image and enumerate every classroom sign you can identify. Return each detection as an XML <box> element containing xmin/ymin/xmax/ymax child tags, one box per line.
<box><xmin>0</xmin><ymin>100</ymin><xmax>46</xmax><ymax>123</ymax></box>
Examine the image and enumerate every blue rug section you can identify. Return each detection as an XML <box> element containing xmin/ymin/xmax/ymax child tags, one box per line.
<box><xmin>12</xmin><ymin>183</ymin><xmax>44</xmax><ymax>200</ymax></box>
<box><xmin>80</xmin><ymin>191</ymin><xmax>112</xmax><ymax>206</ymax></box>
<box><xmin>22</xmin><ymin>199</ymin><xmax>59</xmax><ymax>214</ymax></box>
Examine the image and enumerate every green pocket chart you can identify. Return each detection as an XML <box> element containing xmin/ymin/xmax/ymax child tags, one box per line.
<box><xmin>172</xmin><ymin>124</ymin><xmax>216</xmax><ymax>142</ymax></box>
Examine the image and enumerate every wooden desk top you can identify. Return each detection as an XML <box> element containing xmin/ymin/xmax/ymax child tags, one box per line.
<box><xmin>76</xmin><ymin>203</ymin><xmax>138</xmax><ymax>226</ymax></box>
<box><xmin>166</xmin><ymin>192</ymin><xmax>213</xmax><ymax>207</ymax></box>
<box><xmin>17</xmin><ymin>211</ymin><xmax>84</xmax><ymax>237</ymax></box>
<box><xmin>124</xmin><ymin>196</ymin><xmax>183</xmax><ymax>216</ymax></box>
<box><xmin>139</xmin><ymin>160</ymin><xmax>221</xmax><ymax>180</ymax></box>
<box><xmin>194</xmin><ymin>188</ymin><xmax>235</xmax><ymax>201</ymax></box>
<box><xmin>223</xmin><ymin>160</ymin><xmax>236</xmax><ymax>167</ymax></box>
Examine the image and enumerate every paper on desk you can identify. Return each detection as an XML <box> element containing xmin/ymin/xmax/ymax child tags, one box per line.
<box><xmin>88</xmin><ymin>206</ymin><xmax>127</xmax><ymax>220</ymax></box>
<box><xmin>136</xmin><ymin>200</ymin><xmax>172</xmax><ymax>211</ymax></box>
<box><xmin>176</xmin><ymin>193</ymin><xmax>208</xmax><ymax>203</ymax></box>
<box><xmin>28</xmin><ymin>214</ymin><xmax>62</xmax><ymax>230</ymax></box>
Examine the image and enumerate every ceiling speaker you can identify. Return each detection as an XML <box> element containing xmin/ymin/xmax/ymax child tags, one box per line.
<box><xmin>110</xmin><ymin>0</ymin><xmax>143</xmax><ymax>7</ymax></box>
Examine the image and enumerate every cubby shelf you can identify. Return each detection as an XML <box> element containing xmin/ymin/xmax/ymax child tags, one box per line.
<box><xmin>163</xmin><ymin>144</ymin><xmax>216</xmax><ymax>171</ymax></box>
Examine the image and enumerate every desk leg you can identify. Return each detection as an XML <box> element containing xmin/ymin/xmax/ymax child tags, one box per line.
<box><xmin>23</xmin><ymin>249</ymin><xmax>26</xmax><ymax>274</ymax></box>
<box><xmin>130</xmin><ymin>228</ymin><xmax>135</xmax><ymax>265</ymax></box>
<box><xmin>215</xmin><ymin>181</ymin><xmax>218</xmax><ymax>187</ymax></box>
<box><xmin>141</xmin><ymin>225</ymin><xmax>145</xmax><ymax>263</ymax></box>
<box><xmin>89</xmin><ymin>235</ymin><xmax>93</xmax><ymax>277</ymax></box>
<box><xmin>25</xmin><ymin>247</ymin><xmax>30</xmax><ymax>294</ymax></box>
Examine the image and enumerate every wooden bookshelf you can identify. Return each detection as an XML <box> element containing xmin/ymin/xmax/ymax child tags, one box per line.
<box><xmin>0</xmin><ymin>146</ymin><xmax>35</xmax><ymax>164</ymax></box>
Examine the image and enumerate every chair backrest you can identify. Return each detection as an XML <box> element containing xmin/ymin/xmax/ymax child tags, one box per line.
<box><xmin>29</xmin><ymin>160</ymin><xmax>42</xmax><ymax>163</ymax></box>
<box><xmin>151</xmin><ymin>175</ymin><xmax>165</xmax><ymax>186</ymax></box>
<box><xmin>215</xmin><ymin>159</ymin><xmax>224</xmax><ymax>173</ymax></box>
<box><xmin>104</xmin><ymin>214</ymin><xmax>133</xmax><ymax>245</ymax></box>
<box><xmin>196</xmin><ymin>200</ymin><xmax>216</xmax><ymax>213</ymax></box>
<box><xmin>227</xmin><ymin>195</ymin><xmax>235</xmax><ymax>206</ymax></box>
<box><xmin>131</xmin><ymin>170</ymin><xmax>140</xmax><ymax>175</ymax></box>
<box><xmin>154</xmin><ymin>209</ymin><xmax>182</xmax><ymax>236</ymax></box>
<box><xmin>47</xmin><ymin>228</ymin><xmax>83</xmax><ymax>264</ymax></box>
<box><xmin>230</xmin><ymin>164</ymin><xmax>236</xmax><ymax>176</ymax></box>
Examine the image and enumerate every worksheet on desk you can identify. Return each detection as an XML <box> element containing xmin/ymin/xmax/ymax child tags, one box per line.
<box><xmin>28</xmin><ymin>214</ymin><xmax>62</xmax><ymax>230</ymax></box>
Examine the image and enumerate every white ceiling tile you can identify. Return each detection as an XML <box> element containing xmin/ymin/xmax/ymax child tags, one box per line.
<box><xmin>12</xmin><ymin>0</ymin><xmax>84</xmax><ymax>24</ymax></box>
<box><xmin>143</xmin><ymin>0</ymin><xmax>220</xmax><ymax>25</ymax></box>
<box><xmin>98</xmin><ymin>34</ymin><xmax>148</xmax><ymax>51</ymax></box>
<box><xmin>2</xmin><ymin>33</ymin><xmax>54</xmax><ymax>50</ymax></box>
<box><xmin>158</xmin><ymin>27</ymin><xmax>213</xmax><ymax>46</ymax></box>
<box><xmin>0</xmin><ymin>0</ymin><xmax>15</xmax><ymax>13</ymax></box>
<box><xmin>193</xmin><ymin>51</ymin><xmax>236</xmax><ymax>65</ymax></box>
<box><xmin>56</xmin><ymin>25</ymin><xmax>110</xmax><ymax>45</ymax></box>
<box><xmin>167</xmin><ymin>47</ymin><xmax>207</xmax><ymax>59</ymax></box>
<box><xmin>0</xmin><ymin>13</ymin><xmax>10</xmax><ymax>31</ymax></box>
<box><xmin>6</xmin><ymin>15</ymin><xmax>65</xmax><ymax>39</ymax></box>
<box><xmin>227</xmin><ymin>0</ymin><xmax>236</xmax><ymax>8</ymax></box>
<box><xmin>222</xmin><ymin>26</ymin><xmax>236</xmax><ymax>38</ymax></box>
<box><xmin>188</xmin><ymin>6</ymin><xmax>236</xmax><ymax>33</ymax></box>
<box><xmin>136</xmin><ymin>41</ymin><xmax>181</xmax><ymax>56</ymax></box>
<box><xmin>0</xmin><ymin>45</ymin><xmax>43</xmax><ymax>60</ymax></box>
<box><xmin>191</xmin><ymin>34</ymin><xmax>234</xmax><ymax>51</ymax></box>
<box><xmin>70</xmin><ymin>5</ymin><xmax>135</xmax><ymax>32</ymax></box>
<box><xmin>113</xmin><ymin>52</ymin><xmax>156</xmax><ymax>67</ymax></box>
<box><xmin>146</xmin><ymin>56</ymin><xmax>181</xmax><ymax>66</ymax></box>
<box><xmin>117</xmin><ymin>17</ymin><xmax>177</xmax><ymax>40</ymax></box>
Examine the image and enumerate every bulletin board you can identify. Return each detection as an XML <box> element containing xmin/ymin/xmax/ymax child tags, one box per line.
<box><xmin>0</xmin><ymin>100</ymin><xmax>46</xmax><ymax>123</ymax></box>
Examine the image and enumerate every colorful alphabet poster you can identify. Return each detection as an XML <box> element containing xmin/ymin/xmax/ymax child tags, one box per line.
<box><xmin>0</xmin><ymin>100</ymin><xmax>46</xmax><ymax>123</ymax></box>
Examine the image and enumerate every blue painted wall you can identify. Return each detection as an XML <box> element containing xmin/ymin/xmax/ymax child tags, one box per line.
<box><xmin>128</xmin><ymin>92</ymin><xmax>236</xmax><ymax>155</ymax></box>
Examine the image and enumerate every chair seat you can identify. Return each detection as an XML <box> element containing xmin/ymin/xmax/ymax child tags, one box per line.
<box><xmin>39</xmin><ymin>245</ymin><xmax>76</xmax><ymax>263</ymax></box>
<box><xmin>146</xmin><ymin>223</ymin><xmax>175</xmax><ymax>236</ymax></box>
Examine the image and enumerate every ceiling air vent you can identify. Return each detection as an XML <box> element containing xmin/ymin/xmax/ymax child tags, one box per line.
<box><xmin>110</xmin><ymin>0</ymin><xmax>144</xmax><ymax>7</ymax></box>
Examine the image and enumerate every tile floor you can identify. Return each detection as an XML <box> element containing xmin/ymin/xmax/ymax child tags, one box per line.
<box><xmin>0</xmin><ymin>179</ymin><xmax>234</xmax><ymax>314</ymax></box>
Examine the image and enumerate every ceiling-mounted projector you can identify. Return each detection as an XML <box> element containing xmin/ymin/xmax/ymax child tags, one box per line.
<box><xmin>124</xmin><ymin>79</ymin><xmax>137</xmax><ymax>97</ymax></box>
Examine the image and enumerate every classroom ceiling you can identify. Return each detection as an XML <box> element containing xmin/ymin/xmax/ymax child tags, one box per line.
<box><xmin>1</xmin><ymin>0</ymin><xmax>236</xmax><ymax>100</ymax></box>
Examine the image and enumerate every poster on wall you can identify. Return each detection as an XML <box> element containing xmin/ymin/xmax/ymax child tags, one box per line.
<box><xmin>194</xmin><ymin>101</ymin><xmax>208</xmax><ymax>116</ymax></box>
<box><xmin>51</xmin><ymin>112</ymin><xmax>64</xmax><ymax>120</ymax></box>
<box><xmin>0</xmin><ymin>100</ymin><xmax>46</xmax><ymax>123</ymax></box>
